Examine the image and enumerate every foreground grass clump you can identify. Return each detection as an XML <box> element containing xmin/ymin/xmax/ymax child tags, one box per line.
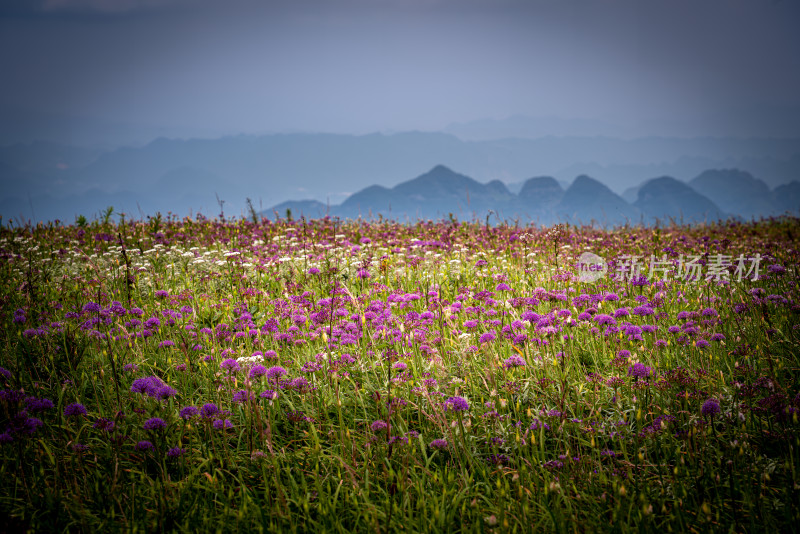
<box><xmin>1</xmin><ymin>213</ymin><xmax>799</xmax><ymax>532</ymax></box>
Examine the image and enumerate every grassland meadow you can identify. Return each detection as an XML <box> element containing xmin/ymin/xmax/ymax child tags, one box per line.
<box><xmin>1</xmin><ymin>212</ymin><xmax>799</xmax><ymax>532</ymax></box>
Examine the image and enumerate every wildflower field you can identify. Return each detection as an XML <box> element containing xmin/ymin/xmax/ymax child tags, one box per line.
<box><xmin>1</xmin><ymin>213</ymin><xmax>799</xmax><ymax>532</ymax></box>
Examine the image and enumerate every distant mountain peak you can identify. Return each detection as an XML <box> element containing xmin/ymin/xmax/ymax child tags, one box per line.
<box><xmin>638</xmin><ymin>175</ymin><xmax>691</xmax><ymax>192</ymax></box>
<box><xmin>689</xmin><ymin>168</ymin><xmax>774</xmax><ymax>218</ymax></box>
<box><xmin>425</xmin><ymin>164</ymin><xmax>459</xmax><ymax>177</ymax></box>
<box><xmin>634</xmin><ymin>175</ymin><xmax>724</xmax><ymax>223</ymax></box>
<box><xmin>396</xmin><ymin>165</ymin><xmax>478</xmax><ymax>191</ymax></box>
<box><xmin>556</xmin><ymin>174</ymin><xmax>638</xmax><ymax>225</ymax></box>
<box><xmin>694</xmin><ymin>168</ymin><xmax>758</xmax><ymax>181</ymax></box>
<box><xmin>518</xmin><ymin>176</ymin><xmax>563</xmax><ymax>208</ymax></box>
<box><xmin>569</xmin><ymin>174</ymin><xmax>613</xmax><ymax>193</ymax></box>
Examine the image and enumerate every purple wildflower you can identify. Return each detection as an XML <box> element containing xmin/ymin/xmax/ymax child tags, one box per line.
<box><xmin>701</xmin><ymin>399</ymin><xmax>720</xmax><ymax>417</ymax></box>
<box><xmin>628</xmin><ymin>363</ymin><xmax>652</xmax><ymax>379</ymax></box>
<box><xmin>487</xmin><ymin>454</ymin><xmax>510</xmax><ymax>465</ymax></box>
<box><xmin>444</xmin><ymin>396</ymin><xmax>470</xmax><ymax>412</ymax></box>
<box><xmin>503</xmin><ymin>355</ymin><xmax>526</xmax><ymax>369</ymax></box>
<box><xmin>64</xmin><ymin>403</ymin><xmax>87</xmax><ymax>417</ymax></box>
<box><xmin>213</xmin><ymin>419</ymin><xmax>233</xmax><ymax>430</ymax></box>
<box><xmin>14</xmin><ymin>416</ymin><xmax>44</xmax><ymax>436</ymax></box>
<box><xmin>478</xmin><ymin>332</ymin><xmax>496</xmax><ymax>344</ymax></box>
<box><xmin>167</xmin><ymin>446</ymin><xmax>186</xmax><ymax>458</ymax></box>
<box><xmin>392</xmin><ymin>361</ymin><xmax>408</xmax><ymax>372</ymax></box>
<box><xmin>288</xmin><ymin>377</ymin><xmax>311</xmax><ymax>391</ymax></box>
<box><xmin>25</xmin><ymin>397</ymin><xmax>54</xmax><ymax>412</ymax></box>
<box><xmin>12</xmin><ymin>309</ymin><xmax>26</xmax><ymax>324</ymax></box>
<box><xmin>179</xmin><ymin>406</ymin><xmax>199</xmax><ymax>420</ymax></box>
<box><xmin>220</xmin><ymin>358</ymin><xmax>240</xmax><ymax>373</ymax></box>
<box><xmin>371</xmin><ymin>420</ymin><xmax>388</xmax><ymax>432</ymax></box>
<box><xmin>232</xmin><ymin>390</ymin><xmax>254</xmax><ymax>403</ymax></box>
<box><xmin>0</xmin><ymin>389</ymin><xmax>26</xmax><ymax>404</ymax></box>
<box><xmin>249</xmin><ymin>364</ymin><xmax>267</xmax><ymax>379</ymax></box>
<box><xmin>423</xmin><ymin>378</ymin><xmax>438</xmax><ymax>389</ymax></box>
<box><xmin>143</xmin><ymin>417</ymin><xmax>167</xmax><ymax>431</ymax></box>
<box><xmin>135</xmin><ymin>440</ymin><xmax>154</xmax><ymax>452</ymax></box>
<box><xmin>200</xmin><ymin>403</ymin><xmax>219</xmax><ymax>418</ymax></box>
<box><xmin>543</xmin><ymin>460</ymin><xmax>564</xmax><ymax>470</ymax></box>
<box><xmin>529</xmin><ymin>419</ymin><xmax>550</xmax><ymax>431</ymax></box>
<box><xmin>130</xmin><ymin>376</ymin><xmax>169</xmax><ymax>398</ymax></box>
<box><xmin>594</xmin><ymin>314</ymin><xmax>616</xmax><ymax>326</ymax></box>
<box><xmin>156</xmin><ymin>385</ymin><xmax>177</xmax><ymax>400</ymax></box>
<box><xmin>429</xmin><ymin>439</ymin><xmax>448</xmax><ymax>450</ymax></box>
<box><xmin>266</xmin><ymin>366</ymin><xmax>287</xmax><ymax>381</ymax></box>
<box><xmin>82</xmin><ymin>302</ymin><xmax>101</xmax><ymax>313</ymax></box>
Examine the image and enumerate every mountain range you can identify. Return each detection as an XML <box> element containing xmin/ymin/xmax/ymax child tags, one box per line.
<box><xmin>0</xmin><ymin>131</ymin><xmax>798</xmax><ymax>224</ymax></box>
<box><xmin>267</xmin><ymin>165</ymin><xmax>800</xmax><ymax>226</ymax></box>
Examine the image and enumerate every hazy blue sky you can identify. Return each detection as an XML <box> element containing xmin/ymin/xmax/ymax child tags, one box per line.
<box><xmin>2</xmin><ymin>0</ymin><xmax>799</xmax><ymax>143</ymax></box>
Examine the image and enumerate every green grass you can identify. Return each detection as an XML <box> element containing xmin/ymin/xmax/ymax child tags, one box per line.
<box><xmin>0</xmin><ymin>214</ymin><xmax>798</xmax><ymax>532</ymax></box>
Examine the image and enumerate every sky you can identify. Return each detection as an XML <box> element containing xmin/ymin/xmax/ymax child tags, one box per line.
<box><xmin>1</xmin><ymin>0</ymin><xmax>800</xmax><ymax>145</ymax></box>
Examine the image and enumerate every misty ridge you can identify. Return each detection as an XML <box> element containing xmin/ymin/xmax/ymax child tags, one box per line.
<box><xmin>0</xmin><ymin>129</ymin><xmax>799</xmax><ymax>226</ymax></box>
<box><xmin>271</xmin><ymin>165</ymin><xmax>800</xmax><ymax>227</ymax></box>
